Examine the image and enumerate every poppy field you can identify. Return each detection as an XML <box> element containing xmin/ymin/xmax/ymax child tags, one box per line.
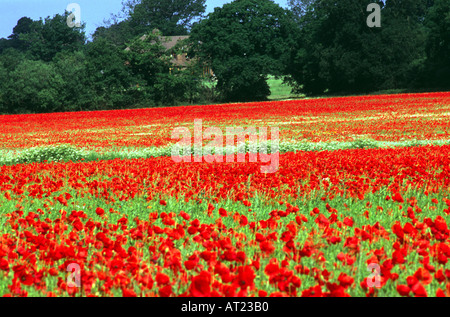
<box><xmin>0</xmin><ymin>92</ymin><xmax>450</xmax><ymax>297</ymax></box>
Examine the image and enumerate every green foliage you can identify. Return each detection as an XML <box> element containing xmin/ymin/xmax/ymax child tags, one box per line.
<box><xmin>352</xmin><ymin>138</ymin><xmax>380</xmax><ymax>149</ymax></box>
<box><xmin>288</xmin><ymin>0</ymin><xmax>429</xmax><ymax>95</ymax></box>
<box><xmin>3</xmin><ymin>59</ymin><xmax>64</xmax><ymax>113</ymax></box>
<box><xmin>0</xmin><ymin>48</ymin><xmax>28</xmax><ymax>72</ymax></box>
<box><xmin>124</xmin><ymin>32</ymin><xmax>170</xmax><ymax>84</ymax></box>
<box><xmin>189</xmin><ymin>0</ymin><xmax>297</xmax><ymax>102</ymax></box>
<box><xmin>84</xmin><ymin>38</ymin><xmax>136</xmax><ymax>110</ymax></box>
<box><xmin>124</xmin><ymin>0</ymin><xmax>206</xmax><ymax>36</ymax></box>
<box><xmin>92</xmin><ymin>21</ymin><xmax>136</xmax><ymax>48</ymax></box>
<box><xmin>0</xmin><ymin>0</ymin><xmax>449</xmax><ymax>113</ymax></box>
<box><xmin>421</xmin><ymin>0</ymin><xmax>450</xmax><ymax>88</ymax></box>
<box><xmin>52</xmin><ymin>51</ymin><xmax>91</xmax><ymax>111</ymax></box>
<box><xmin>17</xmin><ymin>13</ymin><xmax>86</xmax><ymax>62</ymax></box>
<box><xmin>13</xmin><ymin>145</ymin><xmax>87</xmax><ymax>164</ymax></box>
<box><xmin>0</xmin><ymin>63</ymin><xmax>7</xmax><ymax>113</ymax></box>
<box><xmin>3</xmin><ymin>139</ymin><xmax>450</xmax><ymax>166</ymax></box>
<box><xmin>5</xmin><ymin>17</ymin><xmax>34</xmax><ymax>52</ymax></box>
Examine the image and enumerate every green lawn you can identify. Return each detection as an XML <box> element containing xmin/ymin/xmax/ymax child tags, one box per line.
<box><xmin>202</xmin><ymin>75</ymin><xmax>304</xmax><ymax>101</ymax></box>
<box><xmin>267</xmin><ymin>76</ymin><xmax>304</xmax><ymax>100</ymax></box>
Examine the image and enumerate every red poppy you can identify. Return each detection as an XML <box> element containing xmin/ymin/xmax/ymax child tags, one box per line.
<box><xmin>396</xmin><ymin>285</ymin><xmax>410</xmax><ymax>296</ymax></box>
<box><xmin>219</xmin><ymin>208</ymin><xmax>227</xmax><ymax>217</ymax></box>
<box><xmin>122</xmin><ymin>288</ymin><xmax>137</xmax><ymax>297</ymax></box>
<box><xmin>0</xmin><ymin>258</ymin><xmax>9</xmax><ymax>271</ymax></box>
<box><xmin>411</xmin><ymin>283</ymin><xmax>427</xmax><ymax>297</ymax></box>
<box><xmin>189</xmin><ymin>271</ymin><xmax>211</xmax><ymax>297</ymax></box>
<box><xmin>95</xmin><ymin>207</ymin><xmax>105</xmax><ymax>216</ymax></box>
<box><xmin>343</xmin><ymin>217</ymin><xmax>354</xmax><ymax>227</ymax></box>
<box><xmin>392</xmin><ymin>192</ymin><xmax>404</xmax><ymax>203</ymax></box>
<box><xmin>156</xmin><ymin>273</ymin><xmax>170</xmax><ymax>286</ymax></box>
<box><xmin>235</xmin><ymin>266</ymin><xmax>255</xmax><ymax>290</ymax></box>
<box><xmin>159</xmin><ymin>285</ymin><xmax>172</xmax><ymax>297</ymax></box>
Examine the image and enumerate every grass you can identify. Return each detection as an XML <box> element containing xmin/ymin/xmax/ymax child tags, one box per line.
<box><xmin>2</xmin><ymin>138</ymin><xmax>450</xmax><ymax>166</ymax></box>
<box><xmin>0</xmin><ymin>183</ymin><xmax>447</xmax><ymax>296</ymax></box>
<box><xmin>201</xmin><ymin>76</ymin><xmax>304</xmax><ymax>101</ymax></box>
<box><xmin>267</xmin><ymin>76</ymin><xmax>304</xmax><ymax>100</ymax></box>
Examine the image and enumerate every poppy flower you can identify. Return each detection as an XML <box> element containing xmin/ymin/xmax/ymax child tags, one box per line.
<box><xmin>0</xmin><ymin>258</ymin><xmax>9</xmax><ymax>271</ymax></box>
<box><xmin>95</xmin><ymin>207</ymin><xmax>105</xmax><ymax>216</ymax></box>
<box><xmin>18</xmin><ymin>272</ymin><xmax>34</xmax><ymax>286</ymax></box>
<box><xmin>122</xmin><ymin>288</ymin><xmax>137</xmax><ymax>297</ymax></box>
<box><xmin>436</xmin><ymin>288</ymin><xmax>446</xmax><ymax>297</ymax></box>
<box><xmin>156</xmin><ymin>273</ymin><xmax>170</xmax><ymax>286</ymax></box>
<box><xmin>396</xmin><ymin>285</ymin><xmax>410</xmax><ymax>296</ymax></box>
<box><xmin>338</xmin><ymin>273</ymin><xmax>354</xmax><ymax>288</ymax></box>
<box><xmin>343</xmin><ymin>217</ymin><xmax>354</xmax><ymax>227</ymax></box>
<box><xmin>189</xmin><ymin>271</ymin><xmax>211</xmax><ymax>297</ymax></box>
<box><xmin>235</xmin><ymin>266</ymin><xmax>255</xmax><ymax>290</ymax></box>
<box><xmin>159</xmin><ymin>285</ymin><xmax>172</xmax><ymax>297</ymax></box>
<box><xmin>219</xmin><ymin>208</ymin><xmax>227</xmax><ymax>217</ymax></box>
<box><xmin>392</xmin><ymin>192</ymin><xmax>404</xmax><ymax>203</ymax></box>
<box><xmin>392</xmin><ymin>250</ymin><xmax>406</xmax><ymax>265</ymax></box>
<box><xmin>411</xmin><ymin>283</ymin><xmax>427</xmax><ymax>297</ymax></box>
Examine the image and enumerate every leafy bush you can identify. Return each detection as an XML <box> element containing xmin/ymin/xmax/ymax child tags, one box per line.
<box><xmin>14</xmin><ymin>145</ymin><xmax>87</xmax><ymax>164</ymax></box>
<box><xmin>351</xmin><ymin>139</ymin><xmax>379</xmax><ymax>149</ymax></box>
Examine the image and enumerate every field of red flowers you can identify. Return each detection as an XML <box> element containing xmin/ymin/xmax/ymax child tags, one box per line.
<box><xmin>0</xmin><ymin>92</ymin><xmax>450</xmax><ymax>297</ymax></box>
<box><xmin>1</xmin><ymin>92</ymin><xmax>450</xmax><ymax>149</ymax></box>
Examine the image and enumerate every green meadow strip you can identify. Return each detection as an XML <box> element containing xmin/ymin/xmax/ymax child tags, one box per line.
<box><xmin>1</xmin><ymin>138</ymin><xmax>450</xmax><ymax>166</ymax></box>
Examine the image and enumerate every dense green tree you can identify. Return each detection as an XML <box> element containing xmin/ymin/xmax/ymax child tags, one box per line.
<box><xmin>84</xmin><ymin>38</ymin><xmax>135</xmax><ymax>109</ymax></box>
<box><xmin>288</xmin><ymin>0</ymin><xmax>429</xmax><ymax>95</ymax></box>
<box><xmin>288</xmin><ymin>0</ymin><xmax>317</xmax><ymax>22</ymax></box>
<box><xmin>123</xmin><ymin>0</ymin><xmax>206</xmax><ymax>36</ymax></box>
<box><xmin>6</xmin><ymin>17</ymin><xmax>34</xmax><ymax>51</ymax></box>
<box><xmin>52</xmin><ymin>50</ymin><xmax>91</xmax><ymax>111</ymax></box>
<box><xmin>0</xmin><ymin>38</ymin><xmax>9</xmax><ymax>54</ymax></box>
<box><xmin>189</xmin><ymin>0</ymin><xmax>297</xmax><ymax>101</ymax></box>
<box><xmin>3</xmin><ymin>60</ymin><xmax>64</xmax><ymax>113</ymax></box>
<box><xmin>422</xmin><ymin>0</ymin><xmax>450</xmax><ymax>88</ymax></box>
<box><xmin>0</xmin><ymin>62</ymin><xmax>7</xmax><ymax>113</ymax></box>
<box><xmin>92</xmin><ymin>20</ymin><xmax>136</xmax><ymax>48</ymax></box>
<box><xmin>123</xmin><ymin>32</ymin><xmax>169</xmax><ymax>84</ymax></box>
<box><xmin>0</xmin><ymin>48</ymin><xmax>28</xmax><ymax>72</ymax></box>
<box><xmin>17</xmin><ymin>13</ymin><xmax>86</xmax><ymax>61</ymax></box>
<box><xmin>0</xmin><ymin>17</ymin><xmax>34</xmax><ymax>55</ymax></box>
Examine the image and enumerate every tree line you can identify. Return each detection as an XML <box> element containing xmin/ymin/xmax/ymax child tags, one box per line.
<box><xmin>0</xmin><ymin>0</ymin><xmax>448</xmax><ymax>114</ymax></box>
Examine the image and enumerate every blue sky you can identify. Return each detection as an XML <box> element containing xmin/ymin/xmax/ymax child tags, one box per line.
<box><xmin>0</xmin><ymin>0</ymin><xmax>288</xmax><ymax>39</ymax></box>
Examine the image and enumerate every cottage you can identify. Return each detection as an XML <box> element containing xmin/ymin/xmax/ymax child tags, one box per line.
<box><xmin>129</xmin><ymin>29</ymin><xmax>213</xmax><ymax>77</ymax></box>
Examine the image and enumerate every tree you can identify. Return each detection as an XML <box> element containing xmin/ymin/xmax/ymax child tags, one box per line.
<box><xmin>53</xmin><ymin>50</ymin><xmax>91</xmax><ymax>111</ymax></box>
<box><xmin>189</xmin><ymin>0</ymin><xmax>297</xmax><ymax>102</ymax></box>
<box><xmin>0</xmin><ymin>48</ymin><xmax>28</xmax><ymax>72</ymax></box>
<box><xmin>18</xmin><ymin>13</ymin><xmax>86</xmax><ymax>61</ymax></box>
<box><xmin>124</xmin><ymin>0</ymin><xmax>206</xmax><ymax>35</ymax></box>
<box><xmin>92</xmin><ymin>20</ymin><xmax>136</xmax><ymax>48</ymax></box>
<box><xmin>0</xmin><ymin>62</ymin><xmax>7</xmax><ymax>113</ymax></box>
<box><xmin>3</xmin><ymin>60</ymin><xmax>64</xmax><ymax>113</ymax></box>
<box><xmin>6</xmin><ymin>17</ymin><xmax>34</xmax><ymax>51</ymax></box>
<box><xmin>288</xmin><ymin>0</ymin><xmax>317</xmax><ymax>22</ymax></box>
<box><xmin>84</xmin><ymin>38</ymin><xmax>135</xmax><ymax>109</ymax></box>
<box><xmin>422</xmin><ymin>0</ymin><xmax>450</xmax><ymax>88</ymax></box>
<box><xmin>0</xmin><ymin>17</ymin><xmax>34</xmax><ymax>54</ymax></box>
<box><xmin>288</xmin><ymin>0</ymin><xmax>428</xmax><ymax>95</ymax></box>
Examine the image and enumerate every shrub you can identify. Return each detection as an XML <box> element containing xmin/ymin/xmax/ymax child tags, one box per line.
<box><xmin>14</xmin><ymin>145</ymin><xmax>87</xmax><ymax>164</ymax></box>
